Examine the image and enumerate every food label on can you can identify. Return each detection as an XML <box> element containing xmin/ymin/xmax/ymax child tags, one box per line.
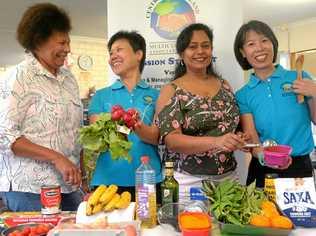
<box><xmin>41</xmin><ymin>186</ymin><xmax>61</xmax><ymax>214</ymax></box>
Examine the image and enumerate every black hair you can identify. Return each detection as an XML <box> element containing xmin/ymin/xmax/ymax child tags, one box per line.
<box><xmin>234</xmin><ymin>20</ymin><xmax>278</xmax><ymax>70</ymax></box>
<box><xmin>17</xmin><ymin>3</ymin><xmax>71</xmax><ymax>52</ymax></box>
<box><xmin>107</xmin><ymin>31</ymin><xmax>146</xmax><ymax>73</ymax></box>
<box><xmin>174</xmin><ymin>23</ymin><xmax>219</xmax><ymax>80</ymax></box>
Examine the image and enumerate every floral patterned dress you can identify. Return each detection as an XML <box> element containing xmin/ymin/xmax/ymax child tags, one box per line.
<box><xmin>158</xmin><ymin>79</ymin><xmax>240</xmax><ymax>176</ymax></box>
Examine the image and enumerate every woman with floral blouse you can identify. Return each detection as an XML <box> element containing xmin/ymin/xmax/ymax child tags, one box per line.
<box><xmin>157</xmin><ymin>23</ymin><xmax>246</xmax><ymax>202</ymax></box>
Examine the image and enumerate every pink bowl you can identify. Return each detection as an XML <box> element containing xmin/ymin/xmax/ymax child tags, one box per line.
<box><xmin>263</xmin><ymin>145</ymin><xmax>292</xmax><ymax>167</ymax></box>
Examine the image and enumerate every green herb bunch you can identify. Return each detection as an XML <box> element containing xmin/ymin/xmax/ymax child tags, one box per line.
<box><xmin>202</xmin><ymin>179</ymin><xmax>267</xmax><ymax>225</ymax></box>
<box><xmin>79</xmin><ymin>112</ymin><xmax>132</xmax><ymax>182</ymax></box>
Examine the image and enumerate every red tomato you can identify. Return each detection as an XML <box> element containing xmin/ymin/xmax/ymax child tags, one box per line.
<box><xmin>39</xmin><ymin>224</ymin><xmax>50</xmax><ymax>233</ymax></box>
<box><xmin>9</xmin><ymin>230</ymin><xmax>21</xmax><ymax>236</ymax></box>
<box><xmin>21</xmin><ymin>226</ymin><xmax>31</xmax><ymax>235</ymax></box>
<box><xmin>30</xmin><ymin>227</ymin><xmax>37</xmax><ymax>235</ymax></box>
<box><xmin>35</xmin><ymin>225</ymin><xmax>47</xmax><ymax>234</ymax></box>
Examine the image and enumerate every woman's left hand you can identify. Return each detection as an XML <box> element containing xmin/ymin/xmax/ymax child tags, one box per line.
<box><xmin>292</xmin><ymin>79</ymin><xmax>316</xmax><ymax>97</ymax></box>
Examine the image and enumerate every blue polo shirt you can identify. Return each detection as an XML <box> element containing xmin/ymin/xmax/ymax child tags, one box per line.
<box><xmin>236</xmin><ymin>64</ymin><xmax>314</xmax><ymax>156</ymax></box>
<box><xmin>88</xmin><ymin>79</ymin><xmax>162</xmax><ymax>186</ymax></box>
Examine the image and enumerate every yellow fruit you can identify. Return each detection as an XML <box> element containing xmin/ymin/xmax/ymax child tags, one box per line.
<box><xmin>103</xmin><ymin>193</ymin><xmax>121</xmax><ymax>212</ymax></box>
<box><xmin>99</xmin><ymin>185</ymin><xmax>118</xmax><ymax>205</ymax></box>
<box><xmin>262</xmin><ymin>207</ymin><xmax>280</xmax><ymax>219</ymax></box>
<box><xmin>115</xmin><ymin>191</ymin><xmax>131</xmax><ymax>209</ymax></box>
<box><xmin>92</xmin><ymin>203</ymin><xmax>103</xmax><ymax>214</ymax></box>
<box><xmin>87</xmin><ymin>185</ymin><xmax>107</xmax><ymax>206</ymax></box>
<box><xmin>271</xmin><ymin>216</ymin><xmax>293</xmax><ymax>229</ymax></box>
<box><xmin>249</xmin><ymin>214</ymin><xmax>271</xmax><ymax>227</ymax></box>
<box><xmin>261</xmin><ymin>200</ymin><xmax>276</xmax><ymax>210</ymax></box>
<box><xmin>86</xmin><ymin>203</ymin><xmax>93</xmax><ymax>216</ymax></box>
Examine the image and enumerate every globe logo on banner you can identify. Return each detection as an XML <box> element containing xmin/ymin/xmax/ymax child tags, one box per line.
<box><xmin>150</xmin><ymin>0</ymin><xmax>196</xmax><ymax>40</ymax></box>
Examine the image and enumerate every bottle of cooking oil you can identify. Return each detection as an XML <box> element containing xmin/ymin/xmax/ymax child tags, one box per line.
<box><xmin>135</xmin><ymin>156</ymin><xmax>157</xmax><ymax>228</ymax></box>
<box><xmin>161</xmin><ymin>161</ymin><xmax>179</xmax><ymax>206</ymax></box>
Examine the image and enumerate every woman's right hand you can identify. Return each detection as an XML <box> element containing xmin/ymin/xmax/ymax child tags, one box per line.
<box><xmin>51</xmin><ymin>154</ymin><xmax>81</xmax><ymax>187</ymax></box>
<box><xmin>215</xmin><ymin>132</ymin><xmax>245</xmax><ymax>152</ymax></box>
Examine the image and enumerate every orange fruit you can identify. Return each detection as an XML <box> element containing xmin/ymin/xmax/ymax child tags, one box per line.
<box><xmin>250</xmin><ymin>214</ymin><xmax>271</xmax><ymax>227</ymax></box>
<box><xmin>261</xmin><ymin>200</ymin><xmax>276</xmax><ymax>210</ymax></box>
<box><xmin>262</xmin><ymin>207</ymin><xmax>280</xmax><ymax>219</ymax></box>
<box><xmin>271</xmin><ymin>216</ymin><xmax>293</xmax><ymax>229</ymax></box>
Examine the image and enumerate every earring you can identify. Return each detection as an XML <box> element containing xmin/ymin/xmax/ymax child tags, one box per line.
<box><xmin>180</xmin><ymin>59</ymin><xmax>184</xmax><ymax>66</ymax></box>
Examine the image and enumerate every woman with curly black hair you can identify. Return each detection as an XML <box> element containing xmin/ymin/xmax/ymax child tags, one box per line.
<box><xmin>0</xmin><ymin>3</ymin><xmax>83</xmax><ymax>211</ymax></box>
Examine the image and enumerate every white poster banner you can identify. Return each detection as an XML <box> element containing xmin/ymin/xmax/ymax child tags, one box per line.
<box><xmin>107</xmin><ymin>0</ymin><xmax>243</xmax><ymax>91</ymax></box>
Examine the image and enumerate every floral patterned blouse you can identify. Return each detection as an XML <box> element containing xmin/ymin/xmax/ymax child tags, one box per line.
<box><xmin>158</xmin><ymin>79</ymin><xmax>240</xmax><ymax>176</ymax></box>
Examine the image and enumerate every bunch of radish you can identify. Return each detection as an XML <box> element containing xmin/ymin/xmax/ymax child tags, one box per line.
<box><xmin>111</xmin><ymin>105</ymin><xmax>138</xmax><ymax>129</ymax></box>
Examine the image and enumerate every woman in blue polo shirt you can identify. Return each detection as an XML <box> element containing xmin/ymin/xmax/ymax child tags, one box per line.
<box><xmin>88</xmin><ymin>31</ymin><xmax>162</xmax><ymax>201</ymax></box>
<box><xmin>234</xmin><ymin>20</ymin><xmax>316</xmax><ymax>187</ymax></box>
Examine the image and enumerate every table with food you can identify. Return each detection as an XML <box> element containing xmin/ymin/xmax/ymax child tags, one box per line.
<box><xmin>2</xmin><ymin>108</ymin><xmax>316</xmax><ymax>236</ymax></box>
<box><xmin>1</xmin><ymin>177</ymin><xmax>316</xmax><ymax>236</ymax></box>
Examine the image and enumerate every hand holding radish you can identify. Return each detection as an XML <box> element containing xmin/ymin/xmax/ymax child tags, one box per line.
<box><xmin>111</xmin><ymin>105</ymin><xmax>139</xmax><ymax>129</ymax></box>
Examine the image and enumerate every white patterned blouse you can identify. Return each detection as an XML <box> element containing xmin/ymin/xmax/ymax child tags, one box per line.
<box><xmin>0</xmin><ymin>53</ymin><xmax>83</xmax><ymax>193</ymax></box>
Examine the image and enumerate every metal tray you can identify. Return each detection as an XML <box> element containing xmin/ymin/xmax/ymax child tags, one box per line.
<box><xmin>2</xmin><ymin>223</ymin><xmax>54</xmax><ymax>236</ymax></box>
<box><xmin>218</xmin><ymin>222</ymin><xmax>292</xmax><ymax>236</ymax></box>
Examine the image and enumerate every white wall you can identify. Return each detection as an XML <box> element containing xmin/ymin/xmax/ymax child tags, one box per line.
<box><xmin>274</xmin><ymin>17</ymin><xmax>316</xmax><ymax>53</ymax></box>
<box><xmin>107</xmin><ymin>0</ymin><xmax>244</xmax><ymax>91</ymax></box>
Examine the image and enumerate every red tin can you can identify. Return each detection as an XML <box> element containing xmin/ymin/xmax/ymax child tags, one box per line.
<box><xmin>40</xmin><ymin>185</ymin><xmax>61</xmax><ymax>215</ymax></box>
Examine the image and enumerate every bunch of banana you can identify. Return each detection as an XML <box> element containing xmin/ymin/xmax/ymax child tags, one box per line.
<box><xmin>86</xmin><ymin>184</ymin><xmax>132</xmax><ymax>216</ymax></box>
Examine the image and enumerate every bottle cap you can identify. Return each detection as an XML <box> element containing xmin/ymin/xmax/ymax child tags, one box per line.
<box><xmin>141</xmin><ymin>156</ymin><xmax>149</xmax><ymax>164</ymax></box>
<box><xmin>165</xmin><ymin>161</ymin><xmax>174</xmax><ymax>168</ymax></box>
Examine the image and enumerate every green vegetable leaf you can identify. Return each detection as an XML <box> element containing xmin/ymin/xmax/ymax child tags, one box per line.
<box><xmin>202</xmin><ymin>179</ymin><xmax>267</xmax><ymax>225</ymax></box>
<box><xmin>79</xmin><ymin>112</ymin><xmax>133</xmax><ymax>181</ymax></box>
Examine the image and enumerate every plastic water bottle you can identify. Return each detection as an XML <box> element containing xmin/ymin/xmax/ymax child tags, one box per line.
<box><xmin>135</xmin><ymin>156</ymin><xmax>157</xmax><ymax>228</ymax></box>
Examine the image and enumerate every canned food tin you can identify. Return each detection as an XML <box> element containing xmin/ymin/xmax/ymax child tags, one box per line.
<box><xmin>264</xmin><ymin>173</ymin><xmax>278</xmax><ymax>201</ymax></box>
<box><xmin>40</xmin><ymin>185</ymin><xmax>61</xmax><ymax>215</ymax></box>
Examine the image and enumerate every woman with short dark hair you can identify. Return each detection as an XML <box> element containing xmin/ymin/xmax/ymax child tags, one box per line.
<box><xmin>234</xmin><ymin>20</ymin><xmax>316</xmax><ymax>187</ymax></box>
<box><xmin>88</xmin><ymin>31</ymin><xmax>162</xmax><ymax>202</ymax></box>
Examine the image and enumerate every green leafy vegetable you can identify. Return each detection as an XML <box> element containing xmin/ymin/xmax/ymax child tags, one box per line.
<box><xmin>202</xmin><ymin>179</ymin><xmax>267</xmax><ymax>225</ymax></box>
<box><xmin>79</xmin><ymin>112</ymin><xmax>132</xmax><ymax>181</ymax></box>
